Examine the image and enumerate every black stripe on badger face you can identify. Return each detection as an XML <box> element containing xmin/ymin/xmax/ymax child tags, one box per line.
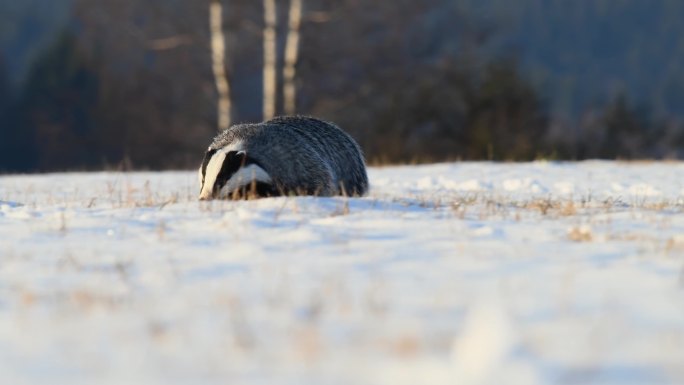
<box><xmin>213</xmin><ymin>151</ymin><xmax>247</xmax><ymax>194</ymax></box>
<box><xmin>200</xmin><ymin>148</ymin><xmax>218</xmax><ymax>186</ymax></box>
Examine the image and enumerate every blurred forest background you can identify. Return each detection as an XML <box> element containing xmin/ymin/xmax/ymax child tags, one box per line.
<box><xmin>1</xmin><ymin>0</ymin><xmax>684</xmax><ymax>172</ymax></box>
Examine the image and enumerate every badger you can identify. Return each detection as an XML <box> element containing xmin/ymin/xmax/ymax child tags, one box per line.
<box><xmin>198</xmin><ymin>116</ymin><xmax>369</xmax><ymax>200</ymax></box>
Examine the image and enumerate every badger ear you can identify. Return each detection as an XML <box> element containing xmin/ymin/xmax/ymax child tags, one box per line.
<box><xmin>229</xmin><ymin>150</ymin><xmax>247</xmax><ymax>166</ymax></box>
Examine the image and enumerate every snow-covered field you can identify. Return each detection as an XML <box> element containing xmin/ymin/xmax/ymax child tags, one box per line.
<box><xmin>1</xmin><ymin>162</ymin><xmax>684</xmax><ymax>385</ymax></box>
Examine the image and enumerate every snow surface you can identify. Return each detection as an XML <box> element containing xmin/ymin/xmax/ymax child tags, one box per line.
<box><xmin>1</xmin><ymin>161</ymin><xmax>684</xmax><ymax>385</ymax></box>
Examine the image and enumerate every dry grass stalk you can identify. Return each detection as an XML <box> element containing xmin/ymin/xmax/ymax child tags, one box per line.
<box><xmin>567</xmin><ymin>226</ymin><xmax>593</xmax><ymax>242</ymax></box>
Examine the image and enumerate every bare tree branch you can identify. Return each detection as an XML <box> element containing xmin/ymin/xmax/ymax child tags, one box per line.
<box><xmin>262</xmin><ymin>0</ymin><xmax>277</xmax><ymax>120</ymax></box>
<box><xmin>210</xmin><ymin>0</ymin><xmax>231</xmax><ymax>131</ymax></box>
<box><xmin>283</xmin><ymin>0</ymin><xmax>303</xmax><ymax>116</ymax></box>
<box><xmin>147</xmin><ymin>35</ymin><xmax>193</xmax><ymax>51</ymax></box>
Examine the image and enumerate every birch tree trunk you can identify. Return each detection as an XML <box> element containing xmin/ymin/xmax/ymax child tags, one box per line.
<box><xmin>209</xmin><ymin>0</ymin><xmax>231</xmax><ymax>131</ymax></box>
<box><xmin>262</xmin><ymin>0</ymin><xmax>277</xmax><ymax>120</ymax></box>
<box><xmin>283</xmin><ymin>0</ymin><xmax>303</xmax><ymax>116</ymax></box>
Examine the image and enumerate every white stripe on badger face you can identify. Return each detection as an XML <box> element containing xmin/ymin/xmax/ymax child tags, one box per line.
<box><xmin>217</xmin><ymin>164</ymin><xmax>272</xmax><ymax>198</ymax></box>
<box><xmin>199</xmin><ymin>151</ymin><xmax>227</xmax><ymax>200</ymax></box>
<box><xmin>198</xmin><ymin>141</ymin><xmax>244</xmax><ymax>200</ymax></box>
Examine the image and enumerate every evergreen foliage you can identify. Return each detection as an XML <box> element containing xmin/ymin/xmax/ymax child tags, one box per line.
<box><xmin>0</xmin><ymin>0</ymin><xmax>682</xmax><ymax>171</ymax></box>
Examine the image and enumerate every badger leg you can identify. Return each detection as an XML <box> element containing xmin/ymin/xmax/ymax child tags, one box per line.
<box><xmin>228</xmin><ymin>181</ymin><xmax>280</xmax><ymax>200</ymax></box>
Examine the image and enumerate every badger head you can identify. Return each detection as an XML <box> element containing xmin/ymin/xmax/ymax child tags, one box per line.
<box><xmin>198</xmin><ymin>146</ymin><xmax>273</xmax><ymax>200</ymax></box>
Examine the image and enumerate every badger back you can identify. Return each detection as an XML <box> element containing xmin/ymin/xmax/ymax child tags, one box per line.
<box><xmin>264</xmin><ymin>116</ymin><xmax>369</xmax><ymax>196</ymax></box>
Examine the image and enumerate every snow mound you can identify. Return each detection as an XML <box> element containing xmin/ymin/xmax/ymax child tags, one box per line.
<box><xmin>1</xmin><ymin>162</ymin><xmax>683</xmax><ymax>385</ymax></box>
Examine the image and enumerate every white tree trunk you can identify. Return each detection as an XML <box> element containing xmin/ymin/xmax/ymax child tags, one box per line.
<box><xmin>283</xmin><ymin>0</ymin><xmax>302</xmax><ymax>116</ymax></box>
<box><xmin>210</xmin><ymin>0</ymin><xmax>231</xmax><ymax>131</ymax></box>
<box><xmin>262</xmin><ymin>0</ymin><xmax>277</xmax><ymax>121</ymax></box>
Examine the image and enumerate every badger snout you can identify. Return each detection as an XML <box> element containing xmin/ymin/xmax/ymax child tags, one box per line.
<box><xmin>198</xmin><ymin>188</ymin><xmax>217</xmax><ymax>201</ymax></box>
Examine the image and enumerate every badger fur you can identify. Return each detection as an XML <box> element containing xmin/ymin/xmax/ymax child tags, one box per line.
<box><xmin>198</xmin><ymin>116</ymin><xmax>369</xmax><ymax>200</ymax></box>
